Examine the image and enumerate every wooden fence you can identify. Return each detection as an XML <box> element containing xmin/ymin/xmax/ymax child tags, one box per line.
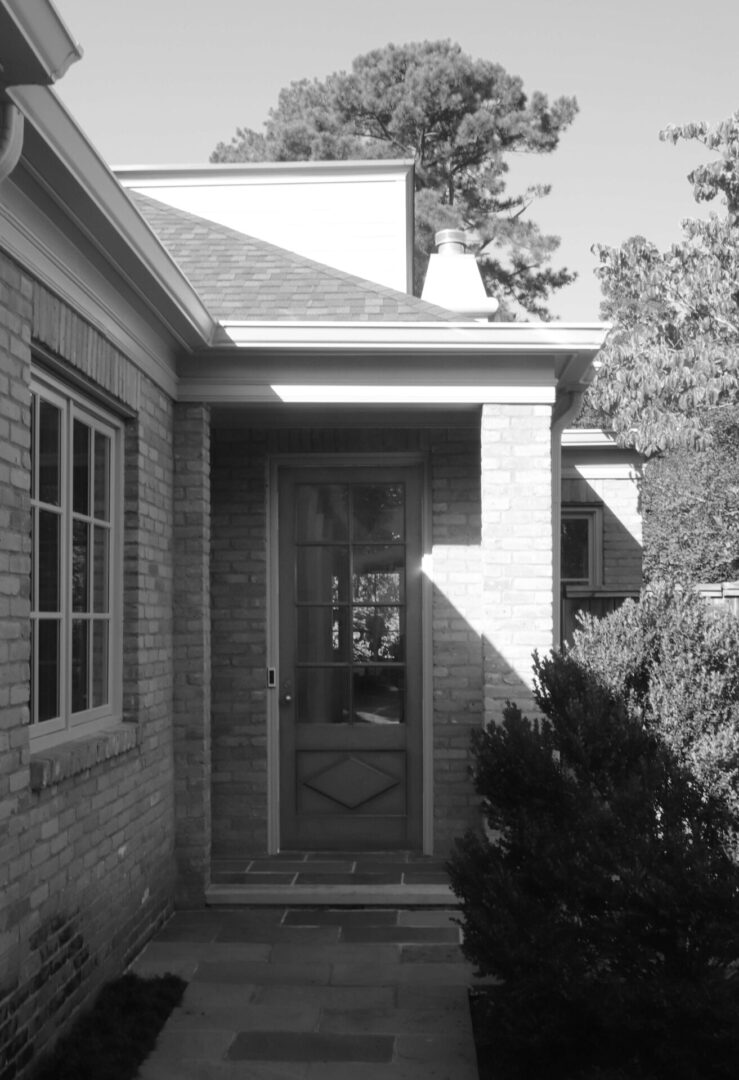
<box><xmin>694</xmin><ymin>581</ymin><xmax>739</xmax><ymax>617</ymax></box>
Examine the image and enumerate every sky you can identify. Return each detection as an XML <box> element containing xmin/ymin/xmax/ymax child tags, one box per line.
<box><xmin>52</xmin><ymin>0</ymin><xmax>739</xmax><ymax>322</ymax></box>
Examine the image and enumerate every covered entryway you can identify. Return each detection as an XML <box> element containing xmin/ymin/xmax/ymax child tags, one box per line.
<box><xmin>277</xmin><ymin>463</ymin><xmax>424</xmax><ymax>850</ymax></box>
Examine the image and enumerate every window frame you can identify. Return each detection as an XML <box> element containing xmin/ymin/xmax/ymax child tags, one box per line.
<box><xmin>30</xmin><ymin>370</ymin><xmax>123</xmax><ymax>751</ymax></box>
<box><xmin>560</xmin><ymin>504</ymin><xmax>603</xmax><ymax>589</ymax></box>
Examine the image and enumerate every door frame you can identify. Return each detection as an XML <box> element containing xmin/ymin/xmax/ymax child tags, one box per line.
<box><xmin>266</xmin><ymin>452</ymin><xmax>434</xmax><ymax>854</ymax></box>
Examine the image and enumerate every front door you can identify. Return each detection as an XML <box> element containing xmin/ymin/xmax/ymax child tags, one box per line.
<box><xmin>278</xmin><ymin>464</ymin><xmax>423</xmax><ymax>850</ymax></box>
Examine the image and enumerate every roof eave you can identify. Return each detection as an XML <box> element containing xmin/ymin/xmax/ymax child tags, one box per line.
<box><xmin>8</xmin><ymin>84</ymin><xmax>218</xmax><ymax>349</ymax></box>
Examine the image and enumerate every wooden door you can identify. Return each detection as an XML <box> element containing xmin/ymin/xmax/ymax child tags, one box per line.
<box><xmin>278</xmin><ymin>465</ymin><xmax>423</xmax><ymax>850</ymax></box>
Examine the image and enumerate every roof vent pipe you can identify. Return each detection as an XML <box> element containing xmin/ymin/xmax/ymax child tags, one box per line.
<box><xmin>435</xmin><ymin>229</ymin><xmax>467</xmax><ymax>256</ymax></box>
<box><xmin>0</xmin><ymin>103</ymin><xmax>24</xmax><ymax>183</ymax></box>
<box><xmin>421</xmin><ymin>229</ymin><xmax>499</xmax><ymax>320</ymax></box>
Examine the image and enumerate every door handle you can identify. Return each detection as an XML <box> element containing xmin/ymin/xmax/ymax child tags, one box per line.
<box><xmin>281</xmin><ymin>694</ymin><xmax>293</xmax><ymax>705</ymax></box>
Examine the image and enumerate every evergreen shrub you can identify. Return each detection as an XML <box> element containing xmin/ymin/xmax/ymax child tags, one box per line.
<box><xmin>448</xmin><ymin>631</ymin><xmax>739</xmax><ymax>1078</ymax></box>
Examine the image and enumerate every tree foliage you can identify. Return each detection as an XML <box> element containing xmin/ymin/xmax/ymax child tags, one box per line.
<box><xmin>212</xmin><ymin>41</ymin><xmax>578</xmax><ymax>317</ymax></box>
<box><xmin>587</xmin><ymin>112</ymin><xmax>739</xmax><ymax>454</ymax></box>
<box><xmin>641</xmin><ymin>406</ymin><xmax>739</xmax><ymax>582</ymax></box>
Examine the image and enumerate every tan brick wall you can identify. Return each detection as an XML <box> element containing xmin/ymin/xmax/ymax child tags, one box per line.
<box><xmin>481</xmin><ymin>404</ymin><xmax>554</xmax><ymax>724</ymax></box>
<box><xmin>0</xmin><ymin>255</ymin><xmax>176</xmax><ymax>1079</ymax></box>
<box><xmin>429</xmin><ymin>431</ymin><xmax>484</xmax><ymax>853</ymax></box>
<box><xmin>173</xmin><ymin>404</ymin><xmax>211</xmax><ymax>904</ymax></box>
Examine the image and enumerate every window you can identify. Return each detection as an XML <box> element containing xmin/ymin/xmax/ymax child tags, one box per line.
<box><xmin>561</xmin><ymin>506</ymin><xmax>602</xmax><ymax>587</ymax></box>
<box><xmin>30</xmin><ymin>373</ymin><xmax>121</xmax><ymax>748</ymax></box>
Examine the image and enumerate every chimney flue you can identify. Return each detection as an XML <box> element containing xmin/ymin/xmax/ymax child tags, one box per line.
<box><xmin>421</xmin><ymin>230</ymin><xmax>499</xmax><ymax>319</ymax></box>
<box><xmin>435</xmin><ymin>229</ymin><xmax>467</xmax><ymax>256</ymax></box>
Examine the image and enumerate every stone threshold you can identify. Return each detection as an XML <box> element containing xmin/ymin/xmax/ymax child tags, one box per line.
<box><xmin>206</xmin><ymin>882</ymin><xmax>456</xmax><ymax>907</ymax></box>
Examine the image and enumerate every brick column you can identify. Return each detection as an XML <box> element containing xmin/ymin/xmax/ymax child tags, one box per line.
<box><xmin>481</xmin><ymin>403</ymin><xmax>553</xmax><ymax>725</ymax></box>
<box><xmin>173</xmin><ymin>404</ymin><xmax>211</xmax><ymax>905</ymax></box>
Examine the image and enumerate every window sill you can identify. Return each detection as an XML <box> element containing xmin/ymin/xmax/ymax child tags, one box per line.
<box><xmin>30</xmin><ymin>723</ymin><xmax>141</xmax><ymax>793</ymax></box>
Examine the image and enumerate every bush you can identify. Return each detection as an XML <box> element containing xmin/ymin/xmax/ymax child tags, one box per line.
<box><xmin>569</xmin><ymin>582</ymin><xmax>739</xmax><ymax>826</ymax></box>
<box><xmin>448</xmin><ymin>644</ymin><xmax>739</xmax><ymax>1079</ymax></box>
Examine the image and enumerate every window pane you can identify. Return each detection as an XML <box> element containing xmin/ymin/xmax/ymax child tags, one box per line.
<box><xmin>296</xmin><ymin>484</ymin><xmax>348</xmax><ymax>542</ymax></box>
<box><xmin>37</xmin><ymin>619</ymin><xmax>60</xmax><ymax>722</ymax></box>
<box><xmin>562</xmin><ymin>518</ymin><xmax>591</xmax><ymax>581</ymax></box>
<box><xmin>353</xmin><ymin>668</ymin><xmax>404</xmax><ymax>724</ymax></box>
<box><xmin>352</xmin><ymin>485</ymin><xmax>404</xmax><ymax>542</ymax></box>
<box><xmin>353</xmin><ymin>546</ymin><xmax>404</xmax><ymax>603</ymax></box>
<box><xmin>73</xmin><ymin>420</ymin><xmax>91</xmax><ymax>515</ymax></box>
<box><xmin>93</xmin><ymin>526</ymin><xmax>109</xmax><ymax>613</ymax></box>
<box><xmin>73</xmin><ymin>520</ymin><xmax>90</xmax><ymax>612</ymax></box>
<box><xmin>94</xmin><ymin>431</ymin><xmax>111</xmax><ymax>521</ymax></box>
<box><xmin>92</xmin><ymin>621</ymin><xmax>109</xmax><ymax>707</ymax></box>
<box><xmin>38</xmin><ymin>510</ymin><xmax>60</xmax><ymax>612</ymax></box>
<box><xmin>72</xmin><ymin>620</ymin><xmax>89</xmax><ymax>713</ymax></box>
<box><xmin>296</xmin><ymin>668</ymin><xmax>350</xmax><ymax>724</ymax></box>
<box><xmin>297</xmin><ymin>546</ymin><xmax>348</xmax><ymax>604</ymax></box>
<box><xmin>297</xmin><ymin>607</ymin><xmax>347</xmax><ymax>662</ymax></box>
<box><xmin>39</xmin><ymin>400</ymin><xmax>61</xmax><ymax>505</ymax></box>
<box><xmin>353</xmin><ymin>606</ymin><xmax>403</xmax><ymax>662</ymax></box>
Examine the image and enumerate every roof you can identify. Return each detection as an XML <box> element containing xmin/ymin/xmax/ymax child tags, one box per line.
<box><xmin>129</xmin><ymin>191</ymin><xmax>458</xmax><ymax>324</ymax></box>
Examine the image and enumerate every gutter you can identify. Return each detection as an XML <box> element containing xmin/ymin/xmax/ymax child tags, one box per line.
<box><xmin>0</xmin><ymin>102</ymin><xmax>24</xmax><ymax>181</ymax></box>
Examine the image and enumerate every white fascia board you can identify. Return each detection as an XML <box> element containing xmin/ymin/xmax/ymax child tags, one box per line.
<box><xmin>8</xmin><ymin>85</ymin><xmax>217</xmax><ymax>349</ymax></box>
<box><xmin>1</xmin><ymin>0</ymin><xmax>83</xmax><ymax>85</ymax></box>
<box><xmin>220</xmin><ymin>320</ymin><xmax>610</xmax><ymax>353</ymax></box>
<box><xmin>115</xmin><ymin>160</ymin><xmax>415</xmax><ymax>186</ymax></box>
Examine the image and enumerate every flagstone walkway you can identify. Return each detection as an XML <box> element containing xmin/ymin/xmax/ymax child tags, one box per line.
<box><xmin>133</xmin><ymin>905</ymin><xmax>482</xmax><ymax>1079</ymax></box>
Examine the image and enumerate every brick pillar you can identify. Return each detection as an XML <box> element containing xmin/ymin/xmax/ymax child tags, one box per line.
<box><xmin>481</xmin><ymin>403</ymin><xmax>553</xmax><ymax>725</ymax></box>
<box><xmin>173</xmin><ymin>404</ymin><xmax>211</xmax><ymax>905</ymax></box>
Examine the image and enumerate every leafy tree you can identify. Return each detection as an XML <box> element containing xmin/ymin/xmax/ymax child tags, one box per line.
<box><xmin>212</xmin><ymin>40</ymin><xmax>578</xmax><ymax>317</ymax></box>
<box><xmin>641</xmin><ymin>406</ymin><xmax>739</xmax><ymax>582</ymax></box>
<box><xmin>587</xmin><ymin>112</ymin><xmax>739</xmax><ymax>454</ymax></box>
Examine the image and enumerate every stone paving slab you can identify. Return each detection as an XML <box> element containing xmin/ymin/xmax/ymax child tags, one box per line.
<box><xmin>193</xmin><ymin>960</ymin><xmax>332</xmax><ymax>986</ymax></box>
<box><xmin>255</xmin><ymin>985</ymin><xmax>396</xmax><ymax>1010</ymax></box>
<box><xmin>329</xmin><ymin>961</ymin><xmax>476</xmax><ymax>986</ymax></box>
<box><xmin>227</xmin><ymin>1031</ymin><xmax>395</xmax><ymax>1063</ymax></box>
<box><xmin>135</xmin><ymin>906</ymin><xmax>479</xmax><ymax>1080</ymax></box>
<box><xmin>318</xmin><ymin>1005</ymin><xmax>473</xmax><ymax>1036</ymax></box>
<box><xmin>268</xmin><ymin>943</ymin><xmax>401</xmax><ymax>965</ymax></box>
<box><xmin>342</xmin><ymin>925</ymin><xmax>461</xmax><ymax>943</ymax></box>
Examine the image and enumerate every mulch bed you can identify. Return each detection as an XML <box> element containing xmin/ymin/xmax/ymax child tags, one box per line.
<box><xmin>31</xmin><ymin>972</ymin><xmax>187</xmax><ymax>1080</ymax></box>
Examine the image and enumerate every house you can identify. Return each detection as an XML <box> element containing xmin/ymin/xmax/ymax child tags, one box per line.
<box><xmin>1</xmin><ymin>2</ymin><xmax>613</xmax><ymax>1075</ymax></box>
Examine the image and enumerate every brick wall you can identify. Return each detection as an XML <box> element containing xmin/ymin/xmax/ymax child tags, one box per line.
<box><xmin>172</xmin><ymin>404</ymin><xmax>211</xmax><ymax>904</ymax></box>
<box><xmin>210</xmin><ymin>424</ymin><xmax>487</xmax><ymax>858</ymax></box>
<box><xmin>481</xmin><ymin>404</ymin><xmax>554</xmax><ymax>724</ymax></box>
<box><xmin>429</xmin><ymin>430</ymin><xmax>484</xmax><ymax>853</ymax></box>
<box><xmin>0</xmin><ymin>255</ymin><xmax>176</xmax><ymax>1080</ymax></box>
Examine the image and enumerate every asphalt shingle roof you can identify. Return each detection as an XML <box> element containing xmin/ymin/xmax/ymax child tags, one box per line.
<box><xmin>130</xmin><ymin>191</ymin><xmax>458</xmax><ymax>323</ymax></box>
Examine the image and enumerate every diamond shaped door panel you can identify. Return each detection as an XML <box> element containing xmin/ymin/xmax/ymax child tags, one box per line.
<box><xmin>300</xmin><ymin>753</ymin><xmax>402</xmax><ymax>811</ymax></box>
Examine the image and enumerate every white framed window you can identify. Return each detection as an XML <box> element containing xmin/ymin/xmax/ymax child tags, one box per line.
<box><xmin>561</xmin><ymin>505</ymin><xmax>602</xmax><ymax>588</ymax></box>
<box><xmin>30</xmin><ymin>371</ymin><xmax>122</xmax><ymax>749</ymax></box>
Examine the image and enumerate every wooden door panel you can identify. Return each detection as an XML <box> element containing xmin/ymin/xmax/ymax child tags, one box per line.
<box><xmin>297</xmin><ymin>751</ymin><xmax>405</xmax><ymax>814</ymax></box>
<box><xmin>278</xmin><ymin>464</ymin><xmax>423</xmax><ymax>851</ymax></box>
